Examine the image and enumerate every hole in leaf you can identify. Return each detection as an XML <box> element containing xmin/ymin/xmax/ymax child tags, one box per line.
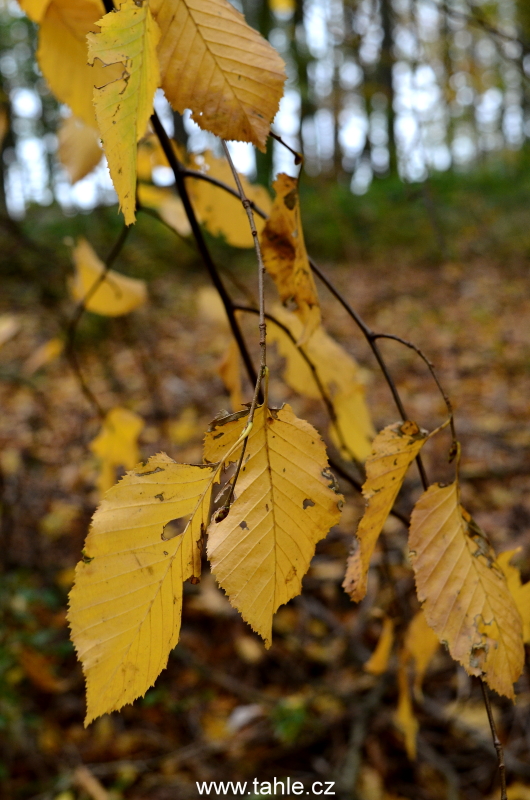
<box><xmin>161</xmin><ymin>517</ymin><xmax>188</xmax><ymax>541</ymax></box>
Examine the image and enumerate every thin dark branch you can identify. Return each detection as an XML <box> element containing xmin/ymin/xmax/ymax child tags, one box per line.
<box><xmin>307</xmin><ymin>258</ymin><xmax>430</xmax><ymax>489</ymax></box>
<box><xmin>270</xmin><ymin>131</ymin><xmax>304</xmax><ymax>165</ymax></box>
<box><xmin>372</xmin><ymin>332</ymin><xmax>455</xmax><ymax>440</ymax></box>
<box><xmin>434</xmin><ymin>0</ymin><xmax>530</xmax><ymax>65</ymax></box>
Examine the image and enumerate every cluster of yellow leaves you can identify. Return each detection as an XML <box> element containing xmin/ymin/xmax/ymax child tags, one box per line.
<box><xmin>346</xmin><ymin>417</ymin><xmax>526</xmax><ymax>736</ymax></box>
<box><xmin>69</xmin><ymin>403</ymin><xmax>343</xmax><ymax>722</ymax></box>
<box><xmin>19</xmin><ymin>0</ymin><xmax>286</xmax><ymax>223</ymax></box>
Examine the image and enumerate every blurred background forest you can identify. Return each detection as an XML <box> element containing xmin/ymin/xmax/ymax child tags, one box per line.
<box><xmin>2</xmin><ymin>1</ymin><xmax>530</xmax><ymax>799</ymax></box>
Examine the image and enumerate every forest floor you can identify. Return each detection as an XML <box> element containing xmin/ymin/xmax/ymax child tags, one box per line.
<box><xmin>1</xmin><ymin>207</ymin><xmax>530</xmax><ymax>800</ymax></box>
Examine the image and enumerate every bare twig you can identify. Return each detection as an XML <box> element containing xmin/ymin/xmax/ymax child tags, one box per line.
<box><xmin>270</xmin><ymin>130</ymin><xmax>304</xmax><ymax>165</ymax></box>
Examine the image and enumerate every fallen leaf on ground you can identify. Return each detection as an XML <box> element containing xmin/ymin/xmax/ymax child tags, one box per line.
<box><xmin>89</xmin><ymin>407</ymin><xmax>144</xmax><ymax>494</ymax></box>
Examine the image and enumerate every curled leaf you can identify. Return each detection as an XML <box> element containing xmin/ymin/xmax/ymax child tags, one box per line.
<box><xmin>261</xmin><ymin>175</ymin><xmax>320</xmax><ymax>344</ymax></box>
<box><xmin>364</xmin><ymin>615</ymin><xmax>394</xmax><ymax>675</ymax></box>
<box><xmin>343</xmin><ymin>421</ymin><xmax>428</xmax><ymax>603</ymax></box>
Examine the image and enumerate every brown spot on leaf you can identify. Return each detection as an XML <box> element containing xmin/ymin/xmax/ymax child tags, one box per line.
<box><xmin>303</xmin><ymin>498</ymin><xmax>315</xmax><ymax>509</ymax></box>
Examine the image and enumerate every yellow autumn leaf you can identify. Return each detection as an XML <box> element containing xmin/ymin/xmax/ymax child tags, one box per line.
<box><xmin>204</xmin><ymin>404</ymin><xmax>343</xmax><ymax>646</ymax></box>
<box><xmin>409</xmin><ymin>481</ymin><xmax>524</xmax><ymax>699</ymax></box>
<box><xmin>261</xmin><ymin>174</ymin><xmax>320</xmax><ymax>344</ymax></box>
<box><xmin>497</xmin><ymin>549</ymin><xmax>530</xmax><ymax>643</ymax></box>
<box><xmin>137</xmin><ymin>183</ymin><xmax>191</xmax><ymax>236</ymax></box>
<box><xmin>89</xmin><ymin>407</ymin><xmax>144</xmax><ymax>494</ymax></box>
<box><xmin>23</xmin><ymin>337</ymin><xmax>64</xmax><ymax>376</ymax></box>
<box><xmin>71</xmin><ymin>238</ymin><xmax>147</xmax><ymax>317</ymax></box>
<box><xmin>57</xmin><ymin>116</ymin><xmax>102</xmax><ymax>184</ymax></box>
<box><xmin>188</xmin><ymin>151</ymin><xmax>272</xmax><ymax>248</ymax></box>
<box><xmin>268</xmin><ymin>305</ymin><xmax>374</xmax><ymax>461</ymax></box>
<box><xmin>343</xmin><ymin>421</ymin><xmax>428</xmax><ymax>603</ymax></box>
<box><xmin>218</xmin><ymin>338</ymin><xmax>243</xmax><ymax>411</ymax></box>
<box><xmin>68</xmin><ymin>453</ymin><xmax>216</xmax><ymax>723</ymax></box>
<box><xmin>151</xmin><ymin>0</ymin><xmax>285</xmax><ymax>149</ymax></box>
<box><xmin>17</xmin><ymin>0</ymin><xmax>50</xmax><ymax>22</ymax></box>
<box><xmin>364</xmin><ymin>615</ymin><xmax>394</xmax><ymax>675</ymax></box>
<box><xmin>37</xmin><ymin>0</ymin><xmax>123</xmax><ymax>128</ymax></box>
<box><xmin>395</xmin><ymin>663</ymin><xmax>418</xmax><ymax>760</ymax></box>
<box><xmin>402</xmin><ymin>609</ymin><xmax>439</xmax><ymax>699</ymax></box>
<box><xmin>269</xmin><ymin>0</ymin><xmax>295</xmax><ymax>16</ymax></box>
<box><xmin>501</xmin><ymin>784</ymin><xmax>530</xmax><ymax>800</ymax></box>
<box><xmin>87</xmin><ymin>0</ymin><xmax>161</xmax><ymax>225</ymax></box>
<box><xmin>168</xmin><ymin>406</ymin><xmax>201</xmax><ymax>446</ymax></box>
